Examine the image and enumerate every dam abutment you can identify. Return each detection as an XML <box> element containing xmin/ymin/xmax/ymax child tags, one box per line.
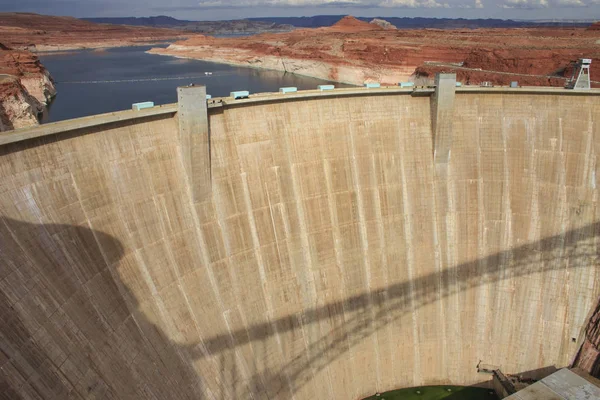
<box><xmin>1</xmin><ymin>84</ymin><xmax>600</xmax><ymax>399</ymax></box>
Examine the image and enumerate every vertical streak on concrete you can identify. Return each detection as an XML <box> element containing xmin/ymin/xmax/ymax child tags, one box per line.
<box><xmin>431</xmin><ymin>73</ymin><xmax>456</xmax><ymax>380</ymax></box>
<box><xmin>550</xmin><ymin>115</ymin><xmax>567</xmax><ymax>363</ymax></box>
<box><xmin>241</xmin><ymin>171</ymin><xmax>297</xmax><ymax>400</ymax></box>
<box><xmin>348</xmin><ymin>122</ymin><xmax>380</xmax><ymax>397</ymax></box>
<box><xmin>322</xmin><ymin>158</ymin><xmax>353</xmax><ymax>398</ymax></box>
<box><xmin>498</xmin><ymin>113</ymin><xmax>516</xmax><ymax>370</ymax></box>
<box><xmin>273</xmin><ymin>166</ymin><xmax>322</xmax><ymax>399</ymax></box>
<box><xmin>153</xmin><ymin>197</ymin><xmax>217</xmax><ymax>398</ymax></box>
<box><xmin>178</xmin><ymin>85</ymin><xmax>211</xmax><ymax>204</ymax></box>
<box><xmin>399</xmin><ymin>147</ymin><xmax>422</xmax><ymax>386</ymax></box>
<box><xmin>279</xmin><ymin>121</ymin><xmax>321</xmax><ymax>396</ymax></box>
<box><xmin>551</xmin><ymin>114</ymin><xmax>567</xmax><ymax>364</ymax></box>
<box><xmin>474</xmin><ymin>107</ymin><xmax>492</xmax><ymax>367</ymax></box>
<box><xmin>529</xmin><ymin>113</ymin><xmax>564</xmax><ymax>367</ymax></box>
<box><xmin>211</xmin><ymin>176</ymin><xmax>262</xmax><ymax>396</ymax></box>
<box><xmin>370</xmin><ymin>153</ymin><xmax>393</xmax><ymax>392</ymax></box>
<box><xmin>521</xmin><ymin>113</ymin><xmax>540</xmax><ymax>369</ymax></box>
<box><xmin>431</xmin><ymin>158</ymin><xmax>449</xmax><ymax>383</ymax></box>
<box><xmin>500</xmin><ymin>112</ymin><xmax>517</xmax><ymax>369</ymax></box>
<box><xmin>323</xmin><ymin>159</ymin><xmax>344</xmax><ymax>284</ymax></box>
<box><xmin>432</xmin><ymin>73</ymin><xmax>457</xmax><ymax>166</ymax></box>
<box><xmin>286</xmin><ymin>150</ymin><xmax>317</xmax><ymax>310</ymax></box>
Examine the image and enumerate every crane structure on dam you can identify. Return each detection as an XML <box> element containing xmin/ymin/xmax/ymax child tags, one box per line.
<box><xmin>567</xmin><ymin>58</ymin><xmax>592</xmax><ymax>89</ymax></box>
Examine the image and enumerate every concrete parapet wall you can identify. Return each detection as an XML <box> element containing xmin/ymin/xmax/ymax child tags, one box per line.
<box><xmin>1</xmin><ymin>89</ymin><xmax>600</xmax><ymax>399</ymax></box>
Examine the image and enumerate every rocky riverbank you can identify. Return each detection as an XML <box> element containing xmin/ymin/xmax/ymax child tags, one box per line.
<box><xmin>0</xmin><ymin>44</ymin><xmax>56</xmax><ymax>131</ymax></box>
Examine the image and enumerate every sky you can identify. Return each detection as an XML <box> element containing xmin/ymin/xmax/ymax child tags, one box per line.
<box><xmin>1</xmin><ymin>0</ymin><xmax>599</xmax><ymax>21</ymax></box>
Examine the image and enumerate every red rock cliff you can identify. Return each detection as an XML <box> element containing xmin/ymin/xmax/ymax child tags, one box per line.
<box><xmin>0</xmin><ymin>44</ymin><xmax>56</xmax><ymax>131</ymax></box>
<box><xmin>150</xmin><ymin>20</ymin><xmax>600</xmax><ymax>87</ymax></box>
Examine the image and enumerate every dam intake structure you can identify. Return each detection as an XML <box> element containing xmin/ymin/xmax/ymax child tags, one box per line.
<box><xmin>1</xmin><ymin>77</ymin><xmax>600</xmax><ymax>399</ymax></box>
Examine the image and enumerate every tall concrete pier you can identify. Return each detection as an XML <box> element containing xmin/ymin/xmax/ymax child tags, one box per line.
<box><xmin>431</xmin><ymin>73</ymin><xmax>456</xmax><ymax>165</ymax></box>
<box><xmin>1</xmin><ymin>84</ymin><xmax>600</xmax><ymax>399</ymax></box>
<box><xmin>177</xmin><ymin>85</ymin><xmax>211</xmax><ymax>203</ymax></box>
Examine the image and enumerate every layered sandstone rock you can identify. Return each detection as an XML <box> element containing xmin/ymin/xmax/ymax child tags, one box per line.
<box><xmin>0</xmin><ymin>77</ymin><xmax>43</xmax><ymax>131</ymax></box>
<box><xmin>150</xmin><ymin>17</ymin><xmax>600</xmax><ymax>87</ymax></box>
<box><xmin>0</xmin><ymin>44</ymin><xmax>56</xmax><ymax>131</ymax></box>
<box><xmin>0</xmin><ymin>12</ymin><xmax>191</xmax><ymax>51</ymax></box>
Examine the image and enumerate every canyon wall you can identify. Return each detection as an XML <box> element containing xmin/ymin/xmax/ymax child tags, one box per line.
<box><xmin>0</xmin><ymin>44</ymin><xmax>56</xmax><ymax>131</ymax></box>
<box><xmin>0</xmin><ymin>13</ymin><xmax>190</xmax><ymax>52</ymax></box>
<box><xmin>1</xmin><ymin>90</ymin><xmax>599</xmax><ymax>399</ymax></box>
<box><xmin>150</xmin><ymin>17</ymin><xmax>600</xmax><ymax>87</ymax></box>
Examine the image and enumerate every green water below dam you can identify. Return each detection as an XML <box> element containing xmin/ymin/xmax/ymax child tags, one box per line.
<box><xmin>362</xmin><ymin>386</ymin><xmax>499</xmax><ymax>400</ymax></box>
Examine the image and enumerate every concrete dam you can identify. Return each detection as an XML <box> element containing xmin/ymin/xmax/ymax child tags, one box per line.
<box><xmin>1</xmin><ymin>77</ymin><xmax>600</xmax><ymax>399</ymax></box>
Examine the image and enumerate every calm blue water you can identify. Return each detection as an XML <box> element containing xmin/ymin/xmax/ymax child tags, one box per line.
<box><xmin>39</xmin><ymin>45</ymin><xmax>352</xmax><ymax>123</ymax></box>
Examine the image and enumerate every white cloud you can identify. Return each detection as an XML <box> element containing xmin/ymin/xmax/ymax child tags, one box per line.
<box><xmin>555</xmin><ymin>0</ymin><xmax>586</xmax><ymax>6</ymax></box>
<box><xmin>501</xmin><ymin>0</ymin><xmax>547</xmax><ymax>8</ymax></box>
<box><xmin>197</xmin><ymin>0</ymin><xmax>599</xmax><ymax>8</ymax></box>
<box><xmin>378</xmin><ymin>0</ymin><xmax>450</xmax><ymax>8</ymax></box>
<box><xmin>196</xmin><ymin>0</ymin><xmax>363</xmax><ymax>6</ymax></box>
<box><xmin>195</xmin><ymin>0</ymin><xmax>460</xmax><ymax>8</ymax></box>
<box><xmin>501</xmin><ymin>0</ymin><xmax>596</xmax><ymax>7</ymax></box>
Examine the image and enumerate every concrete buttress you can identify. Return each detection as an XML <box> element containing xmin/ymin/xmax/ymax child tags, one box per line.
<box><xmin>431</xmin><ymin>73</ymin><xmax>457</xmax><ymax>165</ymax></box>
<box><xmin>177</xmin><ymin>85</ymin><xmax>211</xmax><ymax>203</ymax></box>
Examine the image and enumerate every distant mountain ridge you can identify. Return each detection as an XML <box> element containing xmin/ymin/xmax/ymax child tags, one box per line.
<box><xmin>84</xmin><ymin>16</ymin><xmax>192</xmax><ymax>26</ymax></box>
<box><xmin>248</xmin><ymin>15</ymin><xmax>592</xmax><ymax>29</ymax></box>
<box><xmin>85</xmin><ymin>15</ymin><xmax>592</xmax><ymax>32</ymax></box>
<box><xmin>84</xmin><ymin>16</ymin><xmax>294</xmax><ymax>35</ymax></box>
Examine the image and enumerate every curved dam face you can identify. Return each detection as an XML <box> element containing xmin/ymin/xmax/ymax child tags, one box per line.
<box><xmin>1</xmin><ymin>86</ymin><xmax>600</xmax><ymax>399</ymax></box>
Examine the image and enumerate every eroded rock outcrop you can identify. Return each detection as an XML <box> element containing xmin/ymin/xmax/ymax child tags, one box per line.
<box><xmin>0</xmin><ymin>77</ymin><xmax>43</xmax><ymax>131</ymax></box>
<box><xmin>0</xmin><ymin>44</ymin><xmax>56</xmax><ymax>131</ymax></box>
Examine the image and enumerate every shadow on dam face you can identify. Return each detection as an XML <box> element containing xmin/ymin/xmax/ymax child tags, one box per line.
<box><xmin>1</xmin><ymin>215</ymin><xmax>599</xmax><ymax>398</ymax></box>
<box><xmin>2</xmin><ymin>87</ymin><xmax>600</xmax><ymax>398</ymax></box>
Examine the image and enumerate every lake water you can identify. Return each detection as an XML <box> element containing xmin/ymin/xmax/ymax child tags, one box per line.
<box><xmin>39</xmin><ymin>45</ymin><xmax>352</xmax><ymax>123</ymax></box>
